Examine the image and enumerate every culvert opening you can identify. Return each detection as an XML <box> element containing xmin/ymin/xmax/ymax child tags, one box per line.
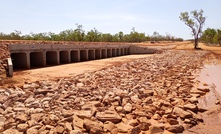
<box><xmin>80</xmin><ymin>50</ymin><xmax>88</xmax><ymax>61</ymax></box>
<box><xmin>71</xmin><ymin>50</ymin><xmax>79</xmax><ymax>62</ymax></box>
<box><xmin>11</xmin><ymin>53</ymin><xmax>28</xmax><ymax>69</ymax></box>
<box><xmin>30</xmin><ymin>52</ymin><xmax>44</xmax><ymax>67</ymax></box>
<box><xmin>116</xmin><ymin>49</ymin><xmax>120</xmax><ymax>56</ymax></box>
<box><xmin>112</xmin><ymin>49</ymin><xmax>116</xmax><ymax>57</ymax></box>
<box><xmin>102</xmin><ymin>49</ymin><xmax>107</xmax><ymax>58</ymax></box>
<box><xmin>95</xmin><ymin>49</ymin><xmax>101</xmax><ymax>59</ymax></box>
<box><xmin>107</xmin><ymin>49</ymin><xmax>112</xmax><ymax>58</ymax></box>
<box><xmin>46</xmin><ymin>51</ymin><xmax>58</xmax><ymax>65</ymax></box>
<box><xmin>88</xmin><ymin>50</ymin><xmax>95</xmax><ymax>60</ymax></box>
<box><xmin>60</xmin><ymin>51</ymin><xmax>69</xmax><ymax>64</ymax></box>
<box><xmin>121</xmin><ymin>48</ymin><xmax>124</xmax><ymax>55</ymax></box>
<box><xmin>124</xmin><ymin>48</ymin><xmax>128</xmax><ymax>55</ymax></box>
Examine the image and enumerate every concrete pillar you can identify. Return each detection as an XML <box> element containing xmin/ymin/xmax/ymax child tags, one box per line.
<box><xmin>43</xmin><ymin>52</ymin><xmax>47</xmax><ymax>66</ymax></box>
<box><xmin>7</xmin><ymin>58</ymin><xmax>13</xmax><ymax>77</ymax></box>
<box><xmin>26</xmin><ymin>52</ymin><xmax>31</xmax><ymax>69</ymax></box>
<box><xmin>57</xmin><ymin>51</ymin><xmax>60</xmax><ymax>64</ymax></box>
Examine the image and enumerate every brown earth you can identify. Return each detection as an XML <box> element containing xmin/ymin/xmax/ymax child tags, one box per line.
<box><xmin>0</xmin><ymin>42</ymin><xmax>221</xmax><ymax>134</ymax></box>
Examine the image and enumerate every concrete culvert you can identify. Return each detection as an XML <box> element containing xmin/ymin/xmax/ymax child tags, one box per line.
<box><xmin>11</xmin><ymin>53</ymin><xmax>28</xmax><ymax>69</ymax></box>
<box><xmin>46</xmin><ymin>51</ymin><xmax>58</xmax><ymax>65</ymax></box>
<box><xmin>60</xmin><ymin>51</ymin><xmax>69</xmax><ymax>64</ymax></box>
<box><xmin>30</xmin><ymin>52</ymin><xmax>44</xmax><ymax>67</ymax></box>
<box><xmin>71</xmin><ymin>50</ymin><xmax>79</xmax><ymax>62</ymax></box>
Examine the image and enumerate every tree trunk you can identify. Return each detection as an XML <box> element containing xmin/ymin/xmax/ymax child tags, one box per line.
<box><xmin>194</xmin><ymin>38</ymin><xmax>198</xmax><ymax>49</ymax></box>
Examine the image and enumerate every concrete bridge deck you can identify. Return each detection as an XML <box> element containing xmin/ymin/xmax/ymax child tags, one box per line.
<box><xmin>8</xmin><ymin>43</ymin><xmax>156</xmax><ymax>69</ymax></box>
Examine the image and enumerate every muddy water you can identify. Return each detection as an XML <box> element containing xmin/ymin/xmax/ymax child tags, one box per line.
<box><xmin>196</xmin><ymin>62</ymin><xmax>221</xmax><ymax>109</ymax></box>
<box><xmin>197</xmin><ymin>63</ymin><xmax>221</xmax><ymax>95</ymax></box>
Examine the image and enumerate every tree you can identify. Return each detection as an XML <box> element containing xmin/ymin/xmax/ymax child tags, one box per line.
<box><xmin>201</xmin><ymin>28</ymin><xmax>217</xmax><ymax>44</ymax></box>
<box><xmin>179</xmin><ymin>9</ymin><xmax>206</xmax><ymax>49</ymax></box>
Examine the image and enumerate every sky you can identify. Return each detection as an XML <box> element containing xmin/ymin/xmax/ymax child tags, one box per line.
<box><xmin>0</xmin><ymin>0</ymin><xmax>220</xmax><ymax>39</ymax></box>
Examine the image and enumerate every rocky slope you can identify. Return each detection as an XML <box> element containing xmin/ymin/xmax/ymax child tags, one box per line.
<box><xmin>0</xmin><ymin>50</ymin><xmax>212</xmax><ymax>134</ymax></box>
<box><xmin>0</xmin><ymin>44</ymin><xmax>9</xmax><ymax>76</ymax></box>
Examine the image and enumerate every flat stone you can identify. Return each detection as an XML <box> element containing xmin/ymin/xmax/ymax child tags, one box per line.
<box><xmin>197</xmin><ymin>87</ymin><xmax>210</xmax><ymax>92</ymax></box>
<box><xmin>183</xmin><ymin>104</ymin><xmax>198</xmax><ymax>112</ymax></box>
<box><xmin>74</xmin><ymin>110</ymin><xmax>93</xmax><ymax>119</ymax></box>
<box><xmin>96</xmin><ymin>110</ymin><xmax>122</xmax><ymax>123</ymax></box>
<box><xmin>116</xmin><ymin>122</ymin><xmax>133</xmax><ymax>133</ymax></box>
<box><xmin>64</xmin><ymin>122</ymin><xmax>72</xmax><ymax>131</ymax></box>
<box><xmin>149</xmin><ymin>125</ymin><xmax>164</xmax><ymax>134</ymax></box>
<box><xmin>3</xmin><ymin>128</ymin><xmax>23</xmax><ymax>134</ymax></box>
<box><xmin>167</xmin><ymin>119</ymin><xmax>179</xmax><ymax>125</ymax></box>
<box><xmin>165</xmin><ymin>125</ymin><xmax>184</xmax><ymax>133</ymax></box>
<box><xmin>190</xmin><ymin>89</ymin><xmax>205</xmax><ymax>95</ymax></box>
<box><xmin>83</xmin><ymin>119</ymin><xmax>103</xmax><ymax>132</ymax></box>
<box><xmin>54</xmin><ymin>125</ymin><xmax>65</xmax><ymax>134</ymax></box>
<box><xmin>17</xmin><ymin>123</ymin><xmax>28</xmax><ymax>132</ymax></box>
<box><xmin>173</xmin><ymin>107</ymin><xmax>192</xmax><ymax>119</ymax></box>
<box><xmin>26</xmin><ymin>127</ymin><xmax>38</xmax><ymax>134</ymax></box>
<box><xmin>104</xmin><ymin>121</ymin><xmax>116</xmax><ymax>132</ymax></box>
<box><xmin>73</xmin><ymin>115</ymin><xmax>84</xmax><ymax>130</ymax></box>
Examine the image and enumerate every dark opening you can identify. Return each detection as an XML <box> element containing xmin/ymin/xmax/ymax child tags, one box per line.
<box><xmin>112</xmin><ymin>49</ymin><xmax>116</xmax><ymax>57</ymax></box>
<box><xmin>121</xmin><ymin>48</ymin><xmax>124</xmax><ymax>55</ymax></box>
<box><xmin>71</xmin><ymin>50</ymin><xmax>79</xmax><ymax>62</ymax></box>
<box><xmin>107</xmin><ymin>49</ymin><xmax>112</xmax><ymax>58</ymax></box>
<box><xmin>60</xmin><ymin>51</ymin><xmax>69</xmax><ymax>64</ymax></box>
<box><xmin>124</xmin><ymin>48</ymin><xmax>128</xmax><ymax>55</ymax></box>
<box><xmin>102</xmin><ymin>49</ymin><xmax>107</xmax><ymax>58</ymax></box>
<box><xmin>95</xmin><ymin>49</ymin><xmax>101</xmax><ymax>59</ymax></box>
<box><xmin>88</xmin><ymin>50</ymin><xmax>95</xmax><ymax>60</ymax></box>
<box><xmin>11</xmin><ymin>53</ymin><xmax>28</xmax><ymax>69</ymax></box>
<box><xmin>116</xmin><ymin>49</ymin><xmax>120</xmax><ymax>56</ymax></box>
<box><xmin>46</xmin><ymin>51</ymin><xmax>58</xmax><ymax>65</ymax></box>
<box><xmin>80</xmin><ymin>50</ymin><xmax>88</xmax><ymax>61</ymax></box>
<box><xmin>30</xmin><ymin>52</ymin><xmax>44</xmax><ymax>67</ymax></box>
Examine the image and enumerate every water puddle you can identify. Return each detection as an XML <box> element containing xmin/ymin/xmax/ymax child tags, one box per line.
<box><xmin>196</xmin><ymin>60</ymin><xmax>221</xmax><ymax>109</ymax></box>
<box><xmin>197</xmin><ymin>62</ymin><xmax>221</xmax><ymax>95</ymax></box>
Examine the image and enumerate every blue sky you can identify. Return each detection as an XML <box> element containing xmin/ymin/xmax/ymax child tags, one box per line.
<box><xmin>0</xmin><ymin>0</ymin><xmax>220</xmax><ymax>39</ymax></box>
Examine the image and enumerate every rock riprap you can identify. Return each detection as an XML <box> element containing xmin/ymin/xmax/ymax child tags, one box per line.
<box><xmin>0</xmin><ymin>50</ymin><xmax>211</xmax><ymax>133</ymax></box>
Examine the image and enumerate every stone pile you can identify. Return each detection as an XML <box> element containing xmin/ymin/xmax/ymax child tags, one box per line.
<box><xmin>0</xmin><ymin>50</ymin><xmax>210</xmax><ymax>133</ymax></box>
<box><xmin>0</xmin><ymin>44</ymin><xmax>9</xmax><ymax>76</ymax></box>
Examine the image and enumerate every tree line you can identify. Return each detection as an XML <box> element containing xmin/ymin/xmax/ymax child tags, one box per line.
<box><xmin>0</xmin><ymin>24</ymin><xmax>183</xmax><ymax>42</ymax></box>
<box><xmin>201</xmin><ymin>28</ymin><xmax>221</xmax><ymax>46</ymax></box>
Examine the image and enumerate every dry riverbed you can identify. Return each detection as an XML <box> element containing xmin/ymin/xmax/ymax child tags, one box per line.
<box><xmin>0</xmin><ymin>50</ymin><xmax>221</xmax><ymax>134</ymax></box>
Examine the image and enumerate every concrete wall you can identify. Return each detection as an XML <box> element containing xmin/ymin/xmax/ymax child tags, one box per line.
<box><xmin>9</xmin><ymin>44</ymin><xmax>155</xmax><ymax>70</ymax></box>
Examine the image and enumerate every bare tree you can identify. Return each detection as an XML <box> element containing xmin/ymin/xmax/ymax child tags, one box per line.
<box><xmin>179</xmin><ymin>9</ymin><xmax>206</xmax><ymax>49</ymax></box>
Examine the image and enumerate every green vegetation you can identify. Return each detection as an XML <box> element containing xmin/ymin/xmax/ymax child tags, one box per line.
<box><xmin>0</xmin><ymin>24</ymin><xmax>183</xmax><ymax>42</ymax></box>
<box><xmin>201</xmin><ymin>28</ymin><xmax>221</xmax><ymax>46</ymax></box>
<box><xmin>179</xmin><ymin>9</ymin><xmax>206</xmax><ymax>49</ymax></box>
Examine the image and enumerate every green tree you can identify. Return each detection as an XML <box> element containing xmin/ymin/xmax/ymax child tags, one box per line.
<box><xmin>201</xmin><ymin>28</ymin><xmax>217</xmax><ymax>44</ymax></box>
<box><xmin>179</xmin><ymin>9</ymin><xmax>206</xmax><ymax>49</ymax></box>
